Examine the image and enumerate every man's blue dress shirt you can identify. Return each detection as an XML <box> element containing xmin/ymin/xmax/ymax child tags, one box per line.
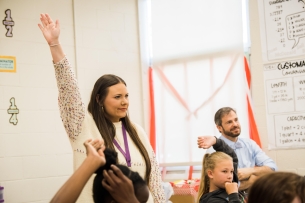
<box><xmin>219</xmin><ymin>135</ymin><xmax>277</xmax><ymax>171</ymax></box>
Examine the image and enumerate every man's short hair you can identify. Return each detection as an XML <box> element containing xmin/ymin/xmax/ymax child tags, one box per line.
<box><xmin>214</xmin><ymin>107</ymin><xmax>236</xmax><ymax>126</ymax></box>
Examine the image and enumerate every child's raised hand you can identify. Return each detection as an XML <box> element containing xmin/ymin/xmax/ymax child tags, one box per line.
<box><xmin>224</xmin><ymin>182</ymin><xmax>238</xmax><ymax>195</ymax></box>
<box><xmin>197</xmin><ymin>136</ymin><xmax>216</xmax><ymax>149</ymax></box>
<box><xmin>88</xmin><ymin>138</ymin><xmax>105</xmax><ymax>156</ymax></box>
<box><xmin>84</xmin><ymin>139</ymin><xmax>106</xmax><ymax>169</ymax></box>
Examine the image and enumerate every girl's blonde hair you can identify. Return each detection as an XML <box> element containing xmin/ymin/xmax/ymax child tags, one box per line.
<box><xmin>196</xmin><ymin>151</ymin><xmax>232</xmax><ymax>203</ymax></box>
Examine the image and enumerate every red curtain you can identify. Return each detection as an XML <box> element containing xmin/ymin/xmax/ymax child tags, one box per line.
<box><xmin>244</xmin><ymin>57</ymin><xmax>262</xmax><ymax>148</ymax></box>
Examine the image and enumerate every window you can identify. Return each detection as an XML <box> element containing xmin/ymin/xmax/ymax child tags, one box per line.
<box><xmin>138</xmin><ymin>0</ymin><xmax>251</xmax><ymax>178</ymax></box>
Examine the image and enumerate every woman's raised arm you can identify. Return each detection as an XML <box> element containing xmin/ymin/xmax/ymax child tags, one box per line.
<box><xmin>38</xmin><ymin>13</ymin><xmax>65</xmax><ymax>63</ymax></box>
<box><xmin>38</xmin><ymin>13</ymin><xmax>85</xmax><ymax>142</ymax></box>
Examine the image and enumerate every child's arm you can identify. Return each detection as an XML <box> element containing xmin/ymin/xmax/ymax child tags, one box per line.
<box><xmin>225</xmin><ymin>182</ymin><xmax>240</xmax><ymax>202</ymax></box>
<box><xmin>197</xmin><ymin>136</ymin><xmax>239</xmax><ymax>183</ymax></box>
<box><xmin>212</xmin><ymin>138</ymin><xmax>238</xmax><ymax>181</ymax></box>
<box><xmin>50</xmin><ymin>139</ymin><xmax>105</xmax><ymax>203</ymax></box>
<box><xmin>197</xmin><ymin>136</ymin><xmax>238</xmax><ymax>163</ymax></box>
<box><xmin>206</xmin><ymin>183</ymin><xmax>240</xmax><ymax>203</ymax></box>
<box><xmin>206</xmin><ymin>192</ymin><xmax>240</xmax><ymax>203</ymax></box>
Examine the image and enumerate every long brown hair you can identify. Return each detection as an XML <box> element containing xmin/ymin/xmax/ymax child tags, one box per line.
<box><xmin>197</xmin><ymin>152</ymin><xmax>232</xmax><ymax>203</ymax></box>
<box><xmin>87</xmin><ymin>74</ymin><xmax>151</xmax><ymax>184</ymax></box>
<box><xmin>248</xmin><ymin>172</ymin><xmax>305</xmax><ymax>203</ymax></box>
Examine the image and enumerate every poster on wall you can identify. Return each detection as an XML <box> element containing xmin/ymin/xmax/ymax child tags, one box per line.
<box><xmin>258</xmin><ymin>0</ymin><xmax>305</xmax><ymax>62</ymax></box>
<box><xmin>0</xmin><ymin>56</ymin><xmax>16</xmax><ymax>72</ymax></box>
<box><xmin>263</xmin><ymin>58</ymin><xmax>305</xmax><ymax>149</ymax></box>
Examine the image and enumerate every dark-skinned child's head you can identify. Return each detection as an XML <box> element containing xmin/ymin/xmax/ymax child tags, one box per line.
<box><xmin>93</xmin><ymin>148</ymin><xmax>149</xmax><ymax>203</ymax></box>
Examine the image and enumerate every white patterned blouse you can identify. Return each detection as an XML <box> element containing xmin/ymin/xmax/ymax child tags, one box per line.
<box><xmin>53</xmin><ymin>56</ymin><xmax>166</xmax><ymax>203</ymax></box>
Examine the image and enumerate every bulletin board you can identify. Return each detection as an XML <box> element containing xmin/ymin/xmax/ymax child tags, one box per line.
<box><xmin>263</xmin><ymin>59</ymin><xmax>305</xmax><ymax>149</ymax></box>
<box><xmin>258</xmin><ymin>0</ymin><xmax>305</xmax><ymax>62</ymax></box>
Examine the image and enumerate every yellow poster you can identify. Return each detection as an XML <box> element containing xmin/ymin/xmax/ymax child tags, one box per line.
<box><xmin>0</xmin><ymin>56</ymin><xmax>16</xmax><ymax>72</ymax></box>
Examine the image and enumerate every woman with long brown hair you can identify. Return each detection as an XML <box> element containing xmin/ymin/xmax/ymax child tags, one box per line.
<box><xmin>38</xmin><ymin>13</ymin><xmax>165</xmax><ymax>203</ymax></box>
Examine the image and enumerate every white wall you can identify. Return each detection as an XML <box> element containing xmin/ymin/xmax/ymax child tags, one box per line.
<box><xmin>0</xmin><ymin>0</ymin><xmax>143</xmax><ymax>202</ymax></box>
<box><xmin>73</xmin><ymin>0</ymin><xmax>144</xmax><ymax>127</ymax></box>
<box><xmin>249</xmin><ymin>0</ymin><xmax>305</xmax><ymax>175</ymax></box>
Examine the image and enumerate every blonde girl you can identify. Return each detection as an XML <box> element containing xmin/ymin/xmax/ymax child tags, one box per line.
<box><xmin>197</xmin><ymin>136</ymin><xmax>246</xmax><ymax>203</ymax></box>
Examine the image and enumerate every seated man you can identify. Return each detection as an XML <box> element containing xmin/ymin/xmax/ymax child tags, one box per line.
<box><xmin>198</xmin><ymin>107</ymin><xmax>277</xmax><ymax>191</ymax></box>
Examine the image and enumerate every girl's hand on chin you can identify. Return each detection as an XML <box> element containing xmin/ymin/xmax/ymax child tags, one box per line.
<box><xmin>225</xmin><ymin>182</ymin><xmax>238</xmax><ymax>195</ymax></box>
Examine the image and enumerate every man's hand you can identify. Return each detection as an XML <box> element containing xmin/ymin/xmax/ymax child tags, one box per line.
<box><xmin>239</xmin><ymin>175</ymin><xmax>258</xmax><ymax>191</ymax></box>
<box><xmin>238</xmin><ymin>168</ymin><xmax>254</xmax><ymax>181</ymax></box>
<box><xmin>225</xmin><ymin>182</ymin><xmax>238</xmax><ymax>195</ymax></box>
<box><xmin>197</xmin><ymin>136</ymin><xmax>216</xmax><ymax>149</ymax></box>
<box><xmin>239</xmin><ymin>166</ymin><xmax>273</xmax><ymax>191</ymax></box>
<box><xmin>102</xmin><ymin>165</ymin><xmax>140</xmax><ymax>203</ymax></box>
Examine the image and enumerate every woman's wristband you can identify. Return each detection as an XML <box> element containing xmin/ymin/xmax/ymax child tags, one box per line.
<box><xmin>49</xmin><ymin>43</ymin><xmax>60</xmax><ymax>47</ymax></box>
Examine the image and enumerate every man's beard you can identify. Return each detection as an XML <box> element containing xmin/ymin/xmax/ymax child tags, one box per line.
<box><xmin>222</xmin><ymin>126</ymin><xmax>241</xmax><ymax>138</ymax></box>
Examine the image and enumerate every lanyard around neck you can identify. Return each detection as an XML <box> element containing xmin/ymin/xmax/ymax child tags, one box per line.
<box><xmin>113</xmin><ymin>123</ymin><xmax>131</xmax><ymax>167</ymax></box>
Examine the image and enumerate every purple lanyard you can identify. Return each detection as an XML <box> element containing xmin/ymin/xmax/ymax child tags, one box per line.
<box><xmin>113</xmin><ymin>123</ymin><xmax>131</xmax><ymax>167</ymax></box>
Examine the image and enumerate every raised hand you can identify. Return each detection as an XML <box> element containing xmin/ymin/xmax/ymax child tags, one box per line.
<box><xmin>84</xmin><ymin>139</ymin><xmax>106</xmax><ymax>169</ymax></box>
<box><xmin>197</xmin><ymin>135</ymin><xmax>216</xmax><ymax>149</ymax></box>
<box><xmin>38</xmin><ymin>13</ymin><xmax>60</xmax><ymax>45</ymax></box>
<box><xmin>50</xmin><ymin>139</ymin><xmax>106</xmax><ymax>203</ymax></box>
<box><xmin>87</xmin><ymin>138</ymin><xmax>105</xmax><ymax>156</ymax></box>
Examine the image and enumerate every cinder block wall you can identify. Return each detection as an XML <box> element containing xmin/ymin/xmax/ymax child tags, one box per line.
<box><xmin>0</xmin><ymin>0</ymin><xmax>143</xmax><ymax>202</ymax></box>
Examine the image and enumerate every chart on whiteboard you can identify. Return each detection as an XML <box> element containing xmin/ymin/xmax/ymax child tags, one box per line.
<box><xmin>258</xmin><ymin>0</ymin><xmax>305</xmax><ymax>62</ymax></box>
<box><xmin>264</xmin><ymin>58</ymin><xmax>305</xmax><ymax>149</ymax></box>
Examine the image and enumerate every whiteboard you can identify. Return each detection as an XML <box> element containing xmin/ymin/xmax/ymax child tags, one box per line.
<box><xmin>263</xmin><ymin>59</ymin><xmax>305</xmax><ymax>149</ymax></box>
<box><xmin>258</xmin><ymin>0</ymin><xmax>305</xmax><ymax>62</ymax></box>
